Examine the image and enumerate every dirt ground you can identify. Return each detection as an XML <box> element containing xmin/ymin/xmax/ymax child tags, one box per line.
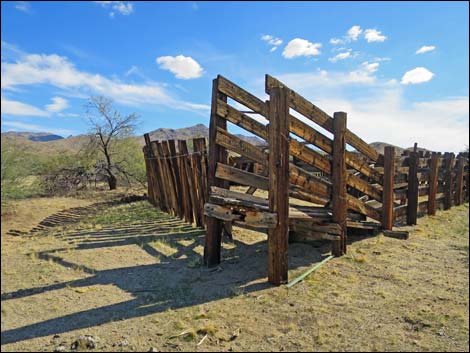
<box><xmin>1</xmin><ymin>194</ymin><xmax>469</xmax><ymax>352</ymax></box>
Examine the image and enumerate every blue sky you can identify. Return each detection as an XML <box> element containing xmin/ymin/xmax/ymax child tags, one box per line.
<box><xmin>1</xmin><ymin>1</ymin><xmax>469</xmax><ymax>151</ymax></box>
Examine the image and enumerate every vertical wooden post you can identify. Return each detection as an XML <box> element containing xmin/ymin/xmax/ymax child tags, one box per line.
<box><xmin>331</xmin><ymin>112</ymin><xmax>348</xmax><ymax>256</ymax></box>
<box><xmin>151</xmin><ymin>142</ymin><xmax>169</xmax><ymax>212</ymax></box>
<box><xmin>267</xmin><ymin>86</ymin><xmax>290</xmax><ymax>285</ymax></box>
<box><xmin>406</xmin><ymin>151</ymin><xmax>419</xmax><ymax>225</ymax></box>
<box><xmin>179</xmin><ymin>140</ymin><xmax>198</xmax><ymax>224</ymax></box>
<box><xmin>427</xmin><ymin>152</ymin><xmax>440</xmax><ymax>215</ymax></box>
<box><xmin>382</xmin><ymin>146</ymin><xmax>395</xmax><ymax>230</ymax></box>
<box><xmin>204</xmin><ymin>78</ymin><xmax>228</xmax><ymax>267</ymax></box>
<box><xmin>444</xmin><ymin>153</ymin><xmax>455</xmax><ymax>210</ymax></box>
<box><xmin>167</xmin><ymin>140</ymin><xmax>183</xmax><ymax>219</ymax></box>
<box><xmin>455</xmin><ymin>155</ymin><xmax>465</xmax><ymax>206</ymax></box>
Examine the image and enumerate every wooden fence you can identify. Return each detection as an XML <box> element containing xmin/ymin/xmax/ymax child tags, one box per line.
<box><xmin>143</xmin><ymin>74</ymin><xmax>469</xmax><ymax>286</ymax></box>
<box><xmin>389</xmin><ymin>149</ymin><xmax>469</xmax><ymax>225</ymax></box>
<box><xmin>143</xmin><ymin>135</ymin><xmax>209</xmax><ymax>228</ymax></box>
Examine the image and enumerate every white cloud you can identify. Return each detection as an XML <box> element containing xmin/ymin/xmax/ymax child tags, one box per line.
<box><xmin>1</xmin><ymin>121</ymin><xmax>74</xmax><ymax>136</ymax></box>
<box><xmin>94</xmin><ymin>1</ymin><xmax>134</xmax><ymax>17</ymax></box>
<box><xmin>347</xmin><ymin>25</ymin><xmax>362</xmax><ymax>41</ymax></box>
<box><xmin>261</xmin><ymin>34</ymin><xmax>283</xmax><ymax>52</ymax></box>
<box><xmin>253</xmin><ymin>70</ymin><xmax>467</xmax><ymax>152</ymax></box>
<box><xmin>15</xmin><ymin>1</ymin><xmax>31</xmax><ymax>13</ymax></box>
<box><xmin>329</xmin><ymin>50</ymin><xmax>352</xmax><ymax>63</ymax></box>
<box><xmin>1</xmin><ymin>97</ymin><xmax>49</xmax><ymax>117</ymax></box>
<box><xmin>282</xmin><ymin>38</ymin><xmax>321</xmax><ymax>59</ymax></box>
<box><xmin>401</xmin><ymin>67</ymin><xmax>434</xmax><ymax>85</ymax></box>
<box><xmin>330</xmin><ymin>25</ymin><xmax>362</xmax><ymax>45</ymax></box>
<box><xmin>416</xmin><ymin>45</ymin><xmax>436</xmax><ymax>54</ymax></box>
<box><xmin>1</xmin><ymin>50</ymin><xmax>209</xmax><ymax>113</ymax></box>
<box><xmin>330</xmin><ymin>38</ymin><xmax>344</xmax><ymax>45</ymax></box>
<box><xmin>364</xmin><ymin>29</ymin><xmax>387</xmax><ymax>42</ymax></box>
<box><xmin>156</xmin><ymin>55</ymin><xmax>204</xmax><ymax>79</ymax></box>
<box><xmin>46</xmin><ymin>96</ymin><xmax>69</xmax><ymax>113</ymax></box>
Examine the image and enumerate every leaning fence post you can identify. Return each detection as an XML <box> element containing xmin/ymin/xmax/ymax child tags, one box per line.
<box><xmin>331</xmin><ymin>112</ymin><xmax>347</xmax><ymax>256</ymax></box>
<box><xmin>204</xmin><ymin>77</ymin><xmax>228</xmax><ymax>267</ymax></box>
<box><xmin>406</xmin><ymin>151</ymin><xmax>419</xmax><ymax>225</ymax></box>
<box><xmin>267</xmin><ymin>85</ymin><xmax>289</xmax><ymax>285</ymax></box>
<box><xmin>444</xmin><ymin>153</ymin><xmax>455</xmax><ymax>210</ymax></box>
<box><xmin>427</xmin><ymin>152</ymin><xmax>440</xmax><ymax>215</ymax></box>
<box><xmin>382</xmin><ymin>146</ymin><xmax>395</xmax><ymax>230</ymax></box>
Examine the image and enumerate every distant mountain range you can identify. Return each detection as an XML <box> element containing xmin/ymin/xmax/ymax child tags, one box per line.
<box><xmin>1</xmin><ymin>131</ymin><xmax>65</xmax><ymax>142</ymax></box>
<box><xmin>2</xmin><ymin>127</ymin><xmax>430</xmax><ymax>156</ymax></box>
<box><xmin>142</xmin><ymin>124</ymin><xmax>264</xmax><ymax>146</ymax></box>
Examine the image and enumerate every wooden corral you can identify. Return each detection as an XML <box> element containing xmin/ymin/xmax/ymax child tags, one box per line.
<box><xmin>143</xmin><ymin>74</ymin><xmax>470</xmax><ymax>286</ymax></box>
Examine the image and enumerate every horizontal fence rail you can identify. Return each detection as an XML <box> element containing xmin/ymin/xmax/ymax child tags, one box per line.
<box><xmin>142</xmin><ymin>74</ymin><xmax>470</xmax><ymax>286</ymax></box>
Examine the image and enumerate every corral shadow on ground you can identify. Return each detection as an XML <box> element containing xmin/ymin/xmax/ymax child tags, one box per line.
<box><xmin>1</xmin><ymin>200</ymin><xmax>348</xmax><ymax>346</ymax></box>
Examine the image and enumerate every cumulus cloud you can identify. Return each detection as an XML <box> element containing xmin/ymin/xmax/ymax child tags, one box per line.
<box><xmin>401</xmin><ymin>67</ymin><xmax>434</xmax><ymax>85</ymax></box>
<box><xmin>282</xmin><ymin>38</ymin><xmax>321</xmax><ymax>59</ymax></box>
<box><xmin>364</xmin><ymin>29</ymin><xmax>387</xmax><ymax>42</ymax></box>
<box><xmin>94</xmin><ymin>1</ymin><xmax>134</xmax><ymax>17</ymax></box>
<box><xmin>46</xmin><ymin>96</ymin><xmax>69</xmax><ymax>113</ymax></box>
<box><xmin>261</xmin><ymin>34</ymin><xmax>283</xmax><ymax>52</ymax></box>
<box><xmin>330</xmin><ymin>25</ymin><xmax>362</xmax><ymax>45</ymax></box>
<box><xmin>156</xmin><ymin>55</ymin><xmax>204</xmax><ymax>79</ymax></box>
<box><xmin>1</xmin><ymin>50</ymin><xmax>209</xmax><ymax>113</ymax></box>
<box><xmin>329</xmin><ymin>50</ymin><xmax>352</xmax><ymax>63</ymax></box>
<box><xmin>416</xmin><ymin>45</ymin><xmax>436</xmax><ymax>54</ymax></box>
<box><xmin>347</xmin><ymin>25</ymin><xmax>362</xmax><ymax>41</ymax></box>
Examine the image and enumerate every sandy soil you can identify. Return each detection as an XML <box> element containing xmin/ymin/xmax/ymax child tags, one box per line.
<box><xmin>1</xmin><ymin>196</ymin><xmax>468</xmax><ymax>352</ymax></box>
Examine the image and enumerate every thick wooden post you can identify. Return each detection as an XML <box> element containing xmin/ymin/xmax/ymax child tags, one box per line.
<box><xmin>267</xmin><ymin>86</ymin><xmax>289</xmax><ymax>285</ymax></box>
<box><xmin>406</xmin><ymin>151</ymin><xmax>419</xmax><ymax>225</ymax></box>
<box><xmin>382</xmin><ymin>146</ymin><xmax>395</xmax><ymax>230</ymax></box>
<box><xmin>444</xmin><ymin>153</ymin><xmax>455</xmax><ymax>210</ymax></box>
<box><xmin>331</xmin><ymin>112</ymin><xmax>347</xmax><ymax>256</ymax></box>
<box><xmin>427</xmin><ymin>152</ymin><xmax>440</xmax><ymax>215</ymax></box>
<box><xmin>455</xmin><ymin>155</ymin><xmax>465</xmax><ymax>206</ymax></box>
<box><xmin>204</xmin><ymin>78</ymin><xmax>228</xmax><ymax>267</ymax></box>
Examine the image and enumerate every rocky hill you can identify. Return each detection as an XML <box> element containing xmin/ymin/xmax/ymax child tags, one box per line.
<box><xmin>2</xmin><ymin>131</ymin><xmax>64</xmax><ymax>142</ymax></box>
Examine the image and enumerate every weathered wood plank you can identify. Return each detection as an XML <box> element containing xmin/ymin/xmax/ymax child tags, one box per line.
<box><xmin>443</xmin><ymin>153</ymin><xmax>455</xmax><ymax>210</ymax></box>
<box><xmin>205</xmin><ymin>78</ymin><xmax>228</xmax><ymax>267</ymax></box>
<box><xmin>406</xmin><ymin>152</ymin><xmax>419</xmax><ymax>225</ymax></box>
<box><xmin>381</xmin><ymin>146</ymin><xmax>395</xmax><ymax>230</ymax></box>
<box><xmin>331</xmin><ymin>112</ymin><xmax>348</xmax><ymax>256</ymax></box>
<box><xmin>455</xmin><ymin>156</ymin><xmax>465</xmax><ymax>205</ymax></box>
<box><xmin>267</xmin><ymin>86</ymin><xmax>289</xmax><ymax>285</ymax></box>
<box><xmin>217</xmin><ymin>75</ymin><xmax>267</xmax><ymax>115</ymax></box>
<box><xmin>266</xmin><ymin>75</ymin><xmax>379</xmax><ymax>161</ymax></box>
<box><xmin>427</xmin><ymin>152</ymin><xmax>440</xmax><ymax>215</ymax></box>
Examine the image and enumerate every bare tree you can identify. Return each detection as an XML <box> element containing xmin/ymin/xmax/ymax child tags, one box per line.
<box><xmin>85</xmin><ymin>96</ymin><xmax>139</xmax><ymax>190</ymax></box>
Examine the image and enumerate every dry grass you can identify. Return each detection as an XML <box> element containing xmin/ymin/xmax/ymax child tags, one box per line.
<box><xmin>1</xmin><ymin>195</ymin><xmax>468</xmax><ymax>352</ymax></box>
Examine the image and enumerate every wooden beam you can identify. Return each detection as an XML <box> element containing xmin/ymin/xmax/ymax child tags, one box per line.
<box><xmin>204</xmin><ymin>78</ymin><xmax>228</xmax><ymax>267</ymax></box>
<box><xmin>331</xmin><ymin>112</ymin><xmax>348</xmax><ymax>256</ymax></box>
<box><xmin>381</xmin><ymin>146</ymin><xmax>395</xmax><ymax>230</ymax></box>
<box><xmin>443</xmin><ymin>153</ymin><xmax>455</xmax><ymax>210</ymax></box>
<box><xmin>455</xmin><ymin>156</ymin><xmax>465</xmax><ymax>205</ymax></box>
<box><xmin>266</xmin><ymin>75</ymin><xmax>379</xmax><ymax>161</ymax></box>
<box><xmin>406</xmin><ymin>151</ymin><xmax>419</xmax><ymax>225</ymax></box>
<box><xmin>267</xmin><ymin>86</ymin><xmax>289</xmax><ymax>285</ymax></box>
<box><xmin>427</xmin><ymin>152</ymin><xmax>440</xmax><ymax>215</ymax></box>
